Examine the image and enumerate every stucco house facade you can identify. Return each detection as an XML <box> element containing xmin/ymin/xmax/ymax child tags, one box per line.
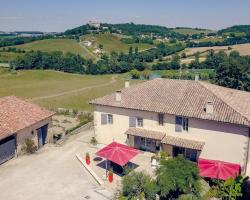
<box><xmin>0</xmin><ymin>96</ymin><xmax>54</xmax><ymax>164</ymax></box>
<box><xmin>91</xmin><ymin>78</ymin><xmax>250</xmax><ymax>176</ymax></box>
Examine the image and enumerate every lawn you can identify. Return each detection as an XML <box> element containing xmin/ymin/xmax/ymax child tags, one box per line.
<box><xmin>81</xmin><ymin>33</ymin><xmax>154</xmax><ymax>54</ymax></box>
<box><xmin>0</xmin><ymin>69</ymin><xmax>139</xmax><ymax>111</ymax></box>
<box><xmin>11</xmin><ymin>39</ymin><xmax>92</xmax><ymax>59</ymax></box>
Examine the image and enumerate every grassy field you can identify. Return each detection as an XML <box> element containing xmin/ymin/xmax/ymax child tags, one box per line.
<box><xmin>81</xmin><ymin>33</ymin><xmax>154</xmax><ymax>54</ymax></box>
<box><xmin>0</xmin><ymin>69</ymin><xmax>140</xmax><ymax>110</ymax></box>
<box><xmin>173</xmin><ymin>28</ymin><xmax>216</xmax><ymax>35</ymax></box>
<box><xmin>11</xmin><ymin>39</ymin><xmax>92</xmax><ymax>58</ymax></box>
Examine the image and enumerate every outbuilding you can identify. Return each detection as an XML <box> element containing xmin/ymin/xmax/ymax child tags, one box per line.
<box><xmin>0</xmin><ymin>96</ymin><xmax>54</xmax><ymax>164</ymax></box>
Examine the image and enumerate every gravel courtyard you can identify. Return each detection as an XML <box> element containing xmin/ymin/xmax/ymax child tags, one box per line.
<box><xmin>0</xmin><ymin>128</ymin><xmax>112</xmax><ymax>200</ymax></box>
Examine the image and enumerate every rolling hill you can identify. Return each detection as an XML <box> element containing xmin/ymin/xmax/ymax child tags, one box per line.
<box><xmin>81</xmin><ymin>33</ymin><xmax>154</xmax><ymax>54</ymax></box>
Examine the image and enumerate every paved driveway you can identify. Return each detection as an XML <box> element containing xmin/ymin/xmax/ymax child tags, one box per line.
<box><xmin>0</xmin><ymin>128</ymin><xmax>112</xmax><ymax>200</ymax></box>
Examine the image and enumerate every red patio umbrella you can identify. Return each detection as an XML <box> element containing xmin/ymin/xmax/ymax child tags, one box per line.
<box><xmin>198</xmin><ymin>158</ymin><xmax>241</xmax><ymax>180</ymax></box>
<box><xmin>96</xmin><ymin>141</ymin><xmax>140</xmax><ymax>166</ymax></box>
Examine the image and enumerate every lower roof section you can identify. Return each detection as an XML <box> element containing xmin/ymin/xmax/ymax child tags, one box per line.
<box><xmin>125</xmin><ymin>128</ymin><xmax>166</xmax><ymax>141</ymax></box>
<box><xmin>162</xmin><ymin>135</ymin><xmax>205</xmax><ymax>151</ymax></box>
<box><xmin>125</xmin><ymin>128</ymin><xmax>205</xmax><ymax>151</ymax></box>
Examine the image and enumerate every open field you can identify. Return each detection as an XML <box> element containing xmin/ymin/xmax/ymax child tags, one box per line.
<box><xmin>173</xmin><ymin>28</ymin><xmax>216</xmax><ymax>35</ymax></box>
<box><xmin>0</xmin><ymin>70</ymin><xmax>140</xmax><ymax>110</ymax></box>
<box><xmin>81</xmin><ymin>33</ymin><xmax>154</xmax><ymax>54</ymax></box>
<box><xmin>11</xmin><ymin>39</ymin><xmax>90</xmax><ymax>58</ymax></box>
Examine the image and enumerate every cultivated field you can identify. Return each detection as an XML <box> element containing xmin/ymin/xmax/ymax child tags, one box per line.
<box><xmin>12</xmin><ymin>39</ymin><xmax>89</xmax><ymax>58</ymax></box>
<box><xmin>0</xmin><ymin>70</ymin><xmax>139</xmax><ymax>110</ymax></box>
<box><xmin>81</xmin><ymin>33</ymin><xmax>154</xmax><ymax>54</ymax></box>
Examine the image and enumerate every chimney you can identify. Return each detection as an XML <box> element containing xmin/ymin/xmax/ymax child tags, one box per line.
<box><xmin>115</xmin><ymin>90</ymin><xmax>122</xmax><ymax>101</ymax></box>
<box><xmin>195</xmin><ymin>74</ymin><xmax>200</xmax><ymax>81</ymax></box>
<box><xmin>206</xmin><ymin>100</ymin><xmax>214</xmax><ymax>115</ymax></box>
<box><xmin>125</xmin><ymin>80</ymin><xmax>130</xmax><ymax>88</ymax></box>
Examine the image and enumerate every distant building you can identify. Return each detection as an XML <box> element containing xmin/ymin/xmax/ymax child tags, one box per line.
<box><xmin>82</xmin><ymin>41</ymin><xmax>92</xmax><ymax>47</ymax></box>
<box><xmin>88</xmin><ymin>20</ymin><xmax>101</xmax><ymax>29</ymax></box>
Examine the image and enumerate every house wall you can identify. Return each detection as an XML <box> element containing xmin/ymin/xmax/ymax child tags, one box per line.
<box><xmin>15</xmin><ymin>117</ymin><xmax>53</xmax><ymax>155</ymax></box>
<box><xmin>93</xmin><ymin>105</ymin><xmax>249</xmax><ymax>170</ymax></box>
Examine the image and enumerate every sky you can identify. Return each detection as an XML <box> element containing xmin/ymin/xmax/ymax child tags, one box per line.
<box><xmin>1</xmin><ymin>0</ymin><xmax>250</xmax><ymax>32</ymax></box>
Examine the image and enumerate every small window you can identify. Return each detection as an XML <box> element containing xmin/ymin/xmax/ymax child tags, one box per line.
<box><xmin>158</xmin><ymin>114</ymin><xmax>164</xmax><ymax>126</ymax></box>
<box><xmin>137</xmin><ymin>118</ymin><xmax>143</xmax><ymax>127</ymax></box>
<box><xmin>107</xmin><ymin>114</ymin><xmax>113</xmax><ymax>124</ymax></box>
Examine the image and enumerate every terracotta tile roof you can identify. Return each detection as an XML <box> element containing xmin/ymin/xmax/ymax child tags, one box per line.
<box><xmin>125</xmin><ymin>128</ymin><xmax>166</xmax><ymax>140</ymax></box>
<box><xmin>161</xmin><ymin>135</ymin><xmax>205</xmax><ymax>151</ymax></box>
<box><xmin>91</xmin><ymin>78</ymin><xmax>250</xmax><ymax>126</ymax></box>
<box><xmin>0</xmin><ymin>96</ymin><xmax>55</xmax><ymax>140</ymax></box>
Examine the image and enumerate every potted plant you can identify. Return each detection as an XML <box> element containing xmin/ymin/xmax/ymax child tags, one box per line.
<box><xmin>85</xmin><ymin>152</ymin><xmax>90</xmax><ymax>165</ymax></box>
<box><xmin>90</xmin><ymin>136</ymin><xmax>98</xmax><ymax>147</ymax></box>
<box><xmin>108</xmin><ymin>169</ymin><xmax>113</xmax><ymax>183</ymax></box>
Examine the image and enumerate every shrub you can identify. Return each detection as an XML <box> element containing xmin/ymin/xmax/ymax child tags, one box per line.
<box><xmin>23</xmin><ymin>139</ymin><xmax>37</xmax><ymax>154</ymax></box>
<box><xmin>130</xmin><ymin>69</ymin><xmax>140</xmax><ymax>79</ymax></box>
<box><xmin>141</xmin><ymin>69</ymin><xmax>151</xmax><ymax>79</ymax></box>
<box><xmin>121</xmin><ymin>171</ymin><xmax>159</xmax><ymax>200</ymax></box>
<box><xmin>219</xmin><ymin>176</ymin><xmax>243</xmax><ymax>200</ymax></box>
<box><xmin>90</xmin><ymin>137</ymin><xmax>98</xmax><ymax>145</ymax></box>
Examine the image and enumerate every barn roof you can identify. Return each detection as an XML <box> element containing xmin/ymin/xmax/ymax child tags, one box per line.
<box><xmin>0</xmin><ymin>96</ymin><xmax>54</xmax><ymax>140</ymax></box>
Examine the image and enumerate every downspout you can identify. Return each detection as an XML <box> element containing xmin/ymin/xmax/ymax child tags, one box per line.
<box><xmin>244</xmin><ymin>127</ymin><xmax>250</xmax><ymax>176</ymax></box>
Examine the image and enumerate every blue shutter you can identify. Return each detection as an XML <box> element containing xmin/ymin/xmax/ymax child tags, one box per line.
<box><xmin>129</xmin><ymin>117</ymin><xmax>136</xmax><ymax>127</ymax></box>
<box><xmin>175</xmin><ymin>116</ymin><xmax>183</xmax><ymax>132</ymax></box>
<box><xmin>101</xmin><ymin>114</ymin><xmax>107</xmax><ymax>125</ymax></box>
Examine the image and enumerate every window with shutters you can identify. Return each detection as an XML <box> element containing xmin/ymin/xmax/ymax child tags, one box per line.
<box><xmin>137</xmin><ymin>118</ymin><xmax>143</xmax><ymax>127</ymax></box>
<box><xmin>158</xmin><ymin>114</ymin><xmax>164</xmax><ymax>126</ymax></box>
<box><xmin>175</xmin><ymin>116</ymin><xmax>189</xmax><ymax>132</ymax></box>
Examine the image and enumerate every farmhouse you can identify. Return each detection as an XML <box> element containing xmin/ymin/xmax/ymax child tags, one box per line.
<box><xmin>0</xmin><ymin>96</ymin><xmax>54</xmax><ymax>164</ymax></box>
<box><xmin>91</xmin><ymin>78</ymin><xmax>250</xmax><ymax>177</ymax></box>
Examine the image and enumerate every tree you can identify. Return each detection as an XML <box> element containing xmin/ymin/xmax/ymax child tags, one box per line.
<box><xmin>156</xmin><ymin>155</ymin><xmax>201</xmax><ymax>199</ymax></box>
<box><xmin>129</xmin><ymin>46</ymin><xmax>133</xmax><ymax>55</ymax></box>
<box><xmin>214</xmin><ymin>58</ymin><xmax>249</xmax><ymax>91</ymax></box>
<box><xmin>121</xmin><ymin>171</ymin><xmax>159</xmax><ymax>200</ymax></box>
<box><xmin>135</xmin><ymin>46</ymin><xmax>139</xmax><ymax>54</ymax></box>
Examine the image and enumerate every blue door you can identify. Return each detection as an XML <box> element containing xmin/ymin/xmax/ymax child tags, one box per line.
<box><xmin>37</xmin><ymin>124</ymin><xmax>48</xmax><ymax>148</ymax></box>
<box><xmin>0</xmin><ymin>136</ymin><xmax>16</xmax><ymax>165</ymax></box>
